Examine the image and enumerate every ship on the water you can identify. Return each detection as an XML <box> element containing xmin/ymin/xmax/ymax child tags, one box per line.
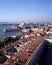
<box><xmin>3</xmin><ymin>26</ymin><xmax>22</xmax><ymax>32</ymax></box>
<box><xmin>3</xmin><ymin>22</ymin><xmax>24</xmax><ymax>32</ymax></box>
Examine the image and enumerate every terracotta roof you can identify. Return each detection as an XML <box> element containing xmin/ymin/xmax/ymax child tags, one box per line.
<box><xmin>0</xmin><ymin>35</ymin><xmax>43</xmax><ymax>65</ymax></box>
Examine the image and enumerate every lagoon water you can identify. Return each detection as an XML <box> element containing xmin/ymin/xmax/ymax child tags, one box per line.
<box><xmin>0</xmin><ymin>25</ymin><xmax>21</xmax><ymax>40</ymax></box>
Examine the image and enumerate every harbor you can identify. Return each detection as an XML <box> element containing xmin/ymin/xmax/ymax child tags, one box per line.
<box><xmin>0</xmin><ymin>22</ymin><xmax>24</xmax><ymax>40</ymax></box>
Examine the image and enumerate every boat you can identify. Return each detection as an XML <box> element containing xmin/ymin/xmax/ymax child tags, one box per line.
<box><xmin>3</xmin><ymin>27</ymin><xmax>22</xmax><ymax>32</ymax></box>
<box><xmin>11</xmin><ymin>26</ymin><xmax>18</xmax><ymax>29</ymax></box>
<box><xmin>3</xmin><ymin>22</ymin><xmax>24</xmax><ymax>32</ymax></box>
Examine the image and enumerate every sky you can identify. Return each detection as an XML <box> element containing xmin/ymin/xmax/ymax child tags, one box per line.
<box><xmin>0</xmin><ymin>0</ymin><xmax>52</xmax><ymax>23</ymax></box>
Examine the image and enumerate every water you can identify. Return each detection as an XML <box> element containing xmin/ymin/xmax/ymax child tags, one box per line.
<box><xmin>0</xmin><ymin>25</ymin><xmax>22</xmax><ymax>40</ymax></box>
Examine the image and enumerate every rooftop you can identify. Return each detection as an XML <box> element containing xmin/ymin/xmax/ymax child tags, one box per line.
<box><xmin>0</xmin><ymin>36</ymin><xmax>43</xmax><ymax>65</ymax></box>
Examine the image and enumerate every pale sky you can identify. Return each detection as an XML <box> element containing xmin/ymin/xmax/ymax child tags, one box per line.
<box><xmin>0</xmin><ymin>0</ymin><xmax>52</xmax><ymax>23</ymax></box>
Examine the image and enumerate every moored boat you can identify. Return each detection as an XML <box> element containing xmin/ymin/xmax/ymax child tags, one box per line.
<box><xmin>3</xmin><ymin>27</ymin><xmax>22</xmax><ymax>32</ymax></box>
